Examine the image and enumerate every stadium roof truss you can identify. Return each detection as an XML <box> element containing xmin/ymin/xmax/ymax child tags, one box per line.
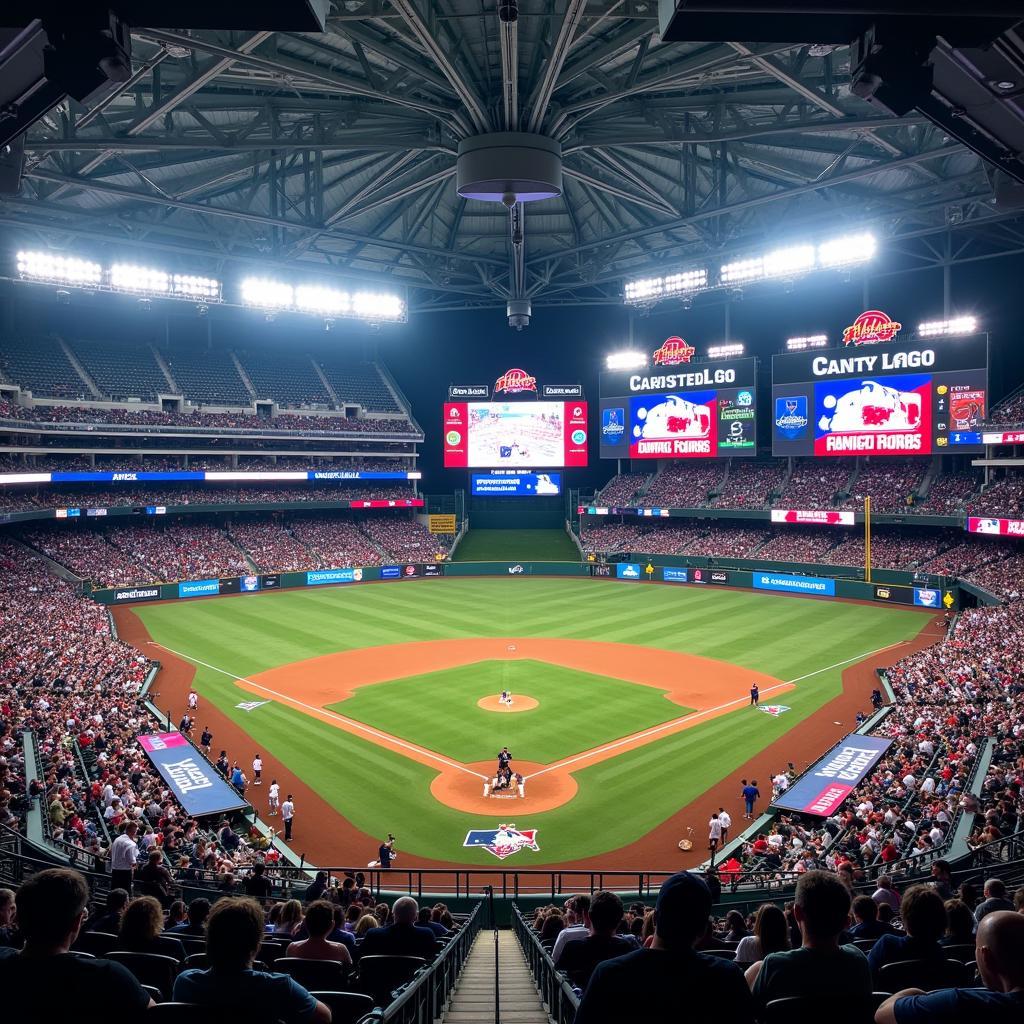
<box><xmin>4</xmin><ymin>4</ymin><xmax>1023</xmax><ymax>313</ymax></box>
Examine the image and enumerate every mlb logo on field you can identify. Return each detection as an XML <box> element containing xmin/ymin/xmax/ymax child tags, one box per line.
<box><xmin>463</xmin><ymin>824</ymin><xmax>539</xmax><ymax>860</ymax></box>
<box><xmin>758</xmin><ymin>705</ymin><xmax>791</xmax><ymax>717</ymax></box>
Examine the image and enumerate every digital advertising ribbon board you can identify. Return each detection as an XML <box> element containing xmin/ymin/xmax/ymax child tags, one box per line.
<box><xmin>753</xmin><ymin>572</ymin><xmax>836</xmax><ymax>597</ymax></box>
<box><xmin>137</xmin><ymin>732</ymin><xmax>248</xmax><ymax>816</ymax></box>
<box><xmin>772</xmin><ymin>734</ymin><xmax>893</xmax><ymax>817</ymax></box>
<box><xmin>599</xmin><ymin>357</ymin><xmax>757</xmax><ymax>459</ymax></box>
<box><xmin>771</xmin><ymin>509</ymin><xmax>855</xmax><ymax>526</ymax></box>
<box><xmin>771</xmin><ymin>335</ymin><xmax>988</xmax><ymax>457</ymax></box>
<box><xmin>967</xmin><ymin>516</ymin><xmax>1024</xmax><ymax>538</ymax></box>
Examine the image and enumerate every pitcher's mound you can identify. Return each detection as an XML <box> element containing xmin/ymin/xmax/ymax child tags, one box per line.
<box><xmin>477</xmin><ymin>695</ymin><xmax>538</xmax><ymax>713</ymax></box>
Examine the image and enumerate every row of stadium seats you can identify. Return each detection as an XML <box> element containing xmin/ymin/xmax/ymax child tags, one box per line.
<box><xmin>0</xmin><ymin>335</ymin><xmax>403</xmax><ymax>413</ymax></box>
<box><xmin>19</xmin><ymin>513</ymin><xmax>452</xmax><ymax>586</ymax></box>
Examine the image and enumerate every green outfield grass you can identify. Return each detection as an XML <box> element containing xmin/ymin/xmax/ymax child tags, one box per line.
<box><xmin>134</xmin><ymin>578</ymin><xmax>930</xmax><ymax>864</ymax></box>
<box><xmin>451</xmin><ymin>528</ymin><xmax>580</xmax><ymax>561</ymax></box>
<box><xmin>326</xmin><ymin>659</ymin><xmax>690</xmax><ymax>763</ymax></box>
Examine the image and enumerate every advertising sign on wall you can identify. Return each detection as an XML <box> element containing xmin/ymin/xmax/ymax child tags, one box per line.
<box><xmin>616</xmin><ymin>562</ymin><xmax>642</xmax><ymax>580</ymax></box>
<box><xmin>752</xmin><ymin>572</ymin><xmax>836</xmax><ymax>597</ymax></box>
<box><xmin>306</xmin><ymin>568</ymin><xmax>362</xmax><ymax>586</ymax></box>
<box><xmin>178</xmin><ymin>579</ymin><xmax>220</xmax><ymax>598</ymax></box>
<box><xmin>771</xmin><ymin>509</ymin><xmax>855</xmax><ymax>526</ymax></box>
<box><xmin>967</xmin><ymin>516</ymin><xmax>1024</xmax><ymax>538</ymax></box>
<box><xmin>428</xmin><ymin>514</ymin><xmax>458</xmax><ymax>533</ymax></box>
<box><xmin>772</xmin><ymin>734</ymin><xmax>893</xmax><ymax>816</ymax></box>
<box><xmin>662</xmin><ymin>567</ymin><xmax>689</xmax><ymax>583</ymax></box>
<box><xmin>137</xmin><ymin>732</ymin><xmax>248</xmax><ymax>816</ymax></box>
<box><xmin>112</xmin><ymin>586</ymin><xmax>160</xmax><ymax>603</ymax></box>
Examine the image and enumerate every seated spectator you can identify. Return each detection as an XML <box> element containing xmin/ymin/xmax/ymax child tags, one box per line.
<box><xmin>167</xmin><ymin>897</ymin><xmax>210</xmax><ymax>936</ymax></box>
<box><xmin>0</xmin><ymin>868</ymin><xmax>153</xmax><ymax>1019</ymax></box>
<box><xmin>354</xmin><ymin>914</ymin><xmax>379</xmax><ymax>939</ymax></box>
<box><xmin>359</xmin><ymin>896</ymin><xmax>437</xmax><ymax>960</ymax></box>
<box><xmin>555</xmin><ymin>891</ymin><xmax>636</xmax><ymax>986</ymax></box>
<box><xmin>0</xmin><ymin>888</ymin><xmax>17</xmax><ymax>947</ymax></box>
<box><xmin>875</xmin><ymin>911</ymin><xmax>1024</xmax><ymax>1023</ymax></box>
<box><xmin>304</xmin><ymin>870</ymin><xmax>329</xmax><ymax>903</ymax></box>
<box><xmin>286</xmin><ymin>900</ymin><xmax>353</xmax><ymax>967</ymax></box>
<box><xmin>747</xmin><ymin>870</ymin><xmax>871</xmax><ymax>1013</ymax></box>
<box><xmin>868</xmin><ymin>885</ymin><xmax>948</xmax><ymax>982</ymax></box>
<box><xmin>118</xmin><ymin>895</ymin><xmax>187</xmax><ymax>961</ymax></box>
<box><xmin>872</xmin><ymin>876</ymin><xmax>902</xmax><ymax>914</ymax></box>
<box><xmin>942</xmin><ymin>899</ymin><xmax>976</xmax><ymax>947</ymax></box>
<box><xmin>272</xmin><ymin>899</ymin><xmax>304</xmax><ymax>939</ymax></box>
<box><xmin>419</xmin><ymin>907</ymin><xmax>449</xmax><ymax>937</ymax></box>
<box><xmin>539</xmin><ymin>912</ymin><xmax>565</xmax><ymax>947</ymax></box>
<box><xmin>86</xmin><ymin>888</ymin><xmax>130</xmax><ymax>936</ymax></box>
<box><xmin>550</xmin><ymin>895</ymin><xmax>591</xmax><ymax>962</ymax></box>
<box><xmin>166</xmin><ymin>900</ymin><xmax>188</xmax><ymax>930</ymax></box>
<box><xmin>574</xmin><ymin>873</ymin><xmax>753</xmax><ymax>1024</ymax></box>
<box><xmin>244</xmin><ymin>862</ymin><xmax>274</xmax><ymax>902</ymax></box>
<box><xmin>173</xmin><ymin>896</ymin><xmax>330</xmax><ymax>1023</ymax></box>
<box><xmin>735</xmin><ymin>904</ymin><xmax>790</xmax><ymax>966</ymax></box>
<box><xmin>850</xmin><ymin>895</ymin><xmax>893</xmax><ymax>941</ymax></box>
<box><xmin>975</xmin><ymin>879</ymin><xmax>1015</xmax><ymax>924</ymax></box>
<box><xmin>722</xmin><ymin>909</ymin><xmax>749</xmax><ymax>942</ymax></box>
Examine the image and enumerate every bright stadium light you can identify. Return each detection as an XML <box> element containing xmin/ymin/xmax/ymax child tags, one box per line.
<box><xmin>623</xmin><ymin>267</ymin><xmax>707</xmax><ymax>305</ymax></box>
<box><xmin>240</xmin><ymin>277</ymin><xmax>294</xmax><ymax>309</ymax></box>
<box><xmin>707</xmin><ymin>343</ymin><xmax>744</xmax><ymax>359</ymax></box>
<box><xmin>110</xmin><ymin>263</ymin><xmax>171</xmax><ymax>294</ymax></box>
<box><xmin>606</xmin><ymin>351</ymin><xmax>648</xmax><ymax>370</ymax></box>
<box><xmin>720</xmin><ymin>256</ymin><xmax>764</xmax><ymax>285</ymax></box>
<box><xmin>787</xmin><ymin>334</ymin><xmax>830</xmax><ymax>350</ymax></box>
<box><xmin>763</xmin><ymin>244</ymin><xmax>815</xmax><ymax>278</ymax></box>
<box><xmin>918</xmin><ymin>315</ymin><xmax>978</xmax><ymax>337</ymax></box>
<box><xmin>295</xmin><ymin>285</ymin><xmax>352</xmax><ymax>315</ymax></box>
<box><xmin>16</xmin><ymin>250</ymin><xmax>101</xmax><ymax>286</ymax></box>
<box><xmin>817</xmin><ymin>232</ymin><xmax>877</xmax><ymax>268</ymax></box>
<box><xmin>173</xmin><ymin>274</ymin><xmax>221</xmax><ymax>300</ymax></box>
<box><xmin>352</xmin><ymin>291</ymin><xmax>405</xmax><ymax>322</ymax></box>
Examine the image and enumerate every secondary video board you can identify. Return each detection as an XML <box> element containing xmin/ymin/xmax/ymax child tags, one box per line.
<box><xmin>443</xmin><ymin>401</ymin><xmax>588</xmax><ymax>468</ymax></box>
<box><xmin>598</xmin><ymin>358</ymin><xmax>757</xmax><ymax>459</ymax></box>
<box><xmin>771</xmin><ymin>335</ymin><xmax>988</xmax><ymax>456</ymax></box>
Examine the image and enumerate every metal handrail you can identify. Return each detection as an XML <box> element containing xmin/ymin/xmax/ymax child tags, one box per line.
<box><xmin>512</xmin><ymin>903</ymin><xmax>579</xmax><ymax>1024</ymax></box>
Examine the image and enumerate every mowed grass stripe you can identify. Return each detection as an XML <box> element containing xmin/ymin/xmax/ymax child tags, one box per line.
<box><xmin>135</xmin><ymin>578</ymin><xmax>931</xmax><ymax>864</ymax></box>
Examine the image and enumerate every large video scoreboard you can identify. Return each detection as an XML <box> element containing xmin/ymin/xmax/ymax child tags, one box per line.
<box><xmin>598</xmin><ymin>357</ymin><xmax>758</xmax><ymax>459</ymax></box>
<box><xmin>771</xmin><ymin>335</ymin><xmax>989</xmax><ymax>457</ymax></box>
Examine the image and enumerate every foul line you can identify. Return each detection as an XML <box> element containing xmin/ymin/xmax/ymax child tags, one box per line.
<box><xmin>529</xmin><ymin>640</ymin><xmax>908</xmax><ymax>780</ymax></box>
<box><xmin>148</xmin><ymin>642</ymin><xmax>488</xmax><ymax>780</ymax></box>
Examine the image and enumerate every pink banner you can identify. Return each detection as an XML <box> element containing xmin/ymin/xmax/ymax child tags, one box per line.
<box><xmin>967</xmin><ymin>516</ymin><xmax>1024</xmax><ymax>538</ymax></box>
<box><xmin>771</xmin><ymin>509</ymin><xmax>855</xmax><ymax>526</ymax></box>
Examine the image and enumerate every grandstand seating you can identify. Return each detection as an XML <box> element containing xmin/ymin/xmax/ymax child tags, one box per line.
<box><xmin>781</xmin><ymin>460</ymin><xmax>850</xmax><ymax>509</ymax></box>
<box><xmin>843</xmin><ymin>459</ymin><xmax>926</xmax><ymax>513</ymax></box>
<box><xmin>68</xmin><ymin>338</ymin><xmax>169</xmax><ymax>401</ymax></box>
<box><xmin>711</xmin><ymin>461</ymin><xmax>786</xmax><ymax>509</ymax></box>
<box><xmin>317</xmin><ymin>358</ymin><xmax>401</xmax><ymax>413</ymax></box>
<box><xmin>642</xmin><ymin>462</ymin><xmax>724</xmax><ymax>507</ymax></box>
<box><xmin>161</xmin><ymin>347</ymin><xmax>250</xmax><ymax>405</ymax></box>
<box><xmin>237</xmin><ymin>350</ymin><xmax>330</xmax><ymax>407</ymax></box>
<box><xmin>0</xmin><ymin>335</ymin><xmax>90</xmax><ymax>399</ymax></box>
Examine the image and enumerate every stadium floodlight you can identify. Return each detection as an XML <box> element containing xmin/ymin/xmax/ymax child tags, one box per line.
<box><xmin>295</xmin><ymin>285</ymin><xmax>352</xmax><ymax>316</ymax></box>
<box><xmin>762</xmin><ymin>245</ymin><xmax>815</xmax><ymax>279</ymax></box>
<box><xmin>240</xmin><ymin>277</ymin><xmax>294</xmax><ymax>309</ymax></box>
<box><xmin>817</xmin><ymin>232</ymin><xmax>877</xmax><ymax>268</ymax></box>
<box><xmin>606</xmin><ymin>351</ymin><xmax>647</xmax><ymax>370</ymax></box>
<box><xmin>918</xmin><ymin>315</ymin><xmax>978</xmax><ymax>337</ymax></box>
<box><xmin>351</xmin><ymin>291</ymin><xmax>405</xmax><ymax>321</ymax></box>
<box><xmin>720</xmin><ymin>256</ymin><xmax>764</xmax><ymax>285</ymax></box>
<box><xmin>623</xmin><ymin>267</ymin><xmax>707</xmax><ymax>305</ymax></box>
<box><xmin>173</xmin><ymin>274</ymin><xmax>221</xmax><ymax>301</ymax></box>
<box><xmin>623</xmin><ymin>276</ymin><xmax>664</xmax><ymax>303</ymax></box>
<box><xmin>110</xmin><ymin>263</ymin><xmax>171</xmax><ymax>294</ymax></box>
<box><xmin>706</xmin><ymin>343</ymin><xmax>744</xmax><ymax>359</ymax></box>
<box><xmin>787</xmin><ymin>334</ymin><xmax>830</xmax><ymax>350</ymax></box>
<box><xmin>16</xmin><ymin>250</ymin><xmax>101</xmax><ymax>286</ymax></box>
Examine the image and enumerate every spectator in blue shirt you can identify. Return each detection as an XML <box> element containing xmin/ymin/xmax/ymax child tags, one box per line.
<box><xmin>173</xmin><ymin>896</ymin><xmax>330</xmax><ymax>1023</ymax></box>
<box><xmin>741</xmin><ymin>779</ymin><xmax>761</xmax><ymax>820</ymax></box>
<box><xmin>875</xmin><ymin>911</ymin><xmax>1024</xmax><ymax>1023</ymax></box>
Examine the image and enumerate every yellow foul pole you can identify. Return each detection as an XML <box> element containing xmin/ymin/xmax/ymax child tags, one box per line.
<box><xmin>864</xmin><ymin>495</ymin><xmax>872</xmax><ymax>583</ymax></box>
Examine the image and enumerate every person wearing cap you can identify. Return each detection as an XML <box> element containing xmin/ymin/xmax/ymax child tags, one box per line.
<box><xmin>574</xmin><ymin>872</ymin><xmax>754</xmax><ymax>1024</ymax></box>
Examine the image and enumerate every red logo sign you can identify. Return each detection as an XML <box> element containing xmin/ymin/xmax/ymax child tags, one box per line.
<box><xmin>842</xmin><ymin>310</ymin><xmax>902</xmax><ymax>346</ymax></box>
<box><xmin>494</xmin><ymin>368</ymin><xmax>537</xmax><ymax>394</ymax></box>
<box><xmin>652</xmin><ymin>337</ymin><xmax>695</xmax><ymax>365</ymax></box>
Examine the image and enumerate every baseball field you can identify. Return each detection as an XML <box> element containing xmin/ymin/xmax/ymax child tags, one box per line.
<box><xmin>116</xmin><ymin>577</ymin><xmax>941</xmax><ymax>867</ymax></box>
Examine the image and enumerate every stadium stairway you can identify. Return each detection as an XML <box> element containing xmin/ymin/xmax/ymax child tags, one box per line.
<box><xmin>441</xmin><ymin>931</ymin><xmax>549</xmax><ymax>1024</ymax></box>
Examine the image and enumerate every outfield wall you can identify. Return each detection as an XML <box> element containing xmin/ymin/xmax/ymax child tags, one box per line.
<box><xmin>88</xmin><ymin>558</ymin><xmax>960</xmax><ymax>609</ymax></box>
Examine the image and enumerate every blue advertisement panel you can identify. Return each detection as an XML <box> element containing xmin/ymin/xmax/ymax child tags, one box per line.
<box><xmin>616</xmin><ymin>562</ymin><xmax>642</xmax><ymax>580</ymax></box>
<box><xmin>138</xmin><ymin>732</ymin><xmax>248</xmax><ymax>816</ymax></box>
<box><xmin>240</xmin><ymin>575</ymin><xmax>261</xmax><ymax>593</ymax></box>
<box><xmin>471</xmin><ymin>471</ymin><xmax>562</xmax><ymax>496</ymax></box>
<box><xmin>914</xmin><ymin>587</ymin><xmax>941</xmax><ymax>608</ymax></box>
<box><xmin>662</xmin><ymin>567</ymin><xmax>689</xmax><ymax>583</ymax></box>
<box><xmin>380</xmin><ymin>565</ymin><xmax>402</xmax><ymax>579</ymax></box>
<box><xmin>178</xmin><ymin>579</ymin><xmax>220</xmax><ymax>598</ymax></box>
<box><xmin>2</xmin><ymin>470</ymin><xmax>418</xmax><ymax>485</ymax></box>
<box><xmin>306</xmin><ymin>568</ymin><xmax>362</xmax><ymax>586</ymax></box>
<box><xmin>752</xmin><ymin>572</ymin><xmax>836</xmax><ymax>597</ymax></box>
<box><xmin>772</xmin><ymin>734</ymin><xmax>893</xmax><ymax>817</ymax></box>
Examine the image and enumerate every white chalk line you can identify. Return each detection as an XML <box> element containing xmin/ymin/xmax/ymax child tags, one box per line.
<box><xmin>148</xmin><ymin>642</ymin><xmax>488</xmax><ymax>780</ymax></box>
<box><xmin>529</xmin><ymin>640</ymin><xmax>909</xmax><ymax>779</ymax></box>
<box><xmin>151</xmin><ymin>638</ymin><xmax>907</xmax><ymax>785</ymax></box>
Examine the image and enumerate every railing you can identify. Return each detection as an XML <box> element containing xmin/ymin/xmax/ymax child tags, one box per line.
<box><xmin>512</xmin><ymin>903</ymin><xmax>579</xmax><ymax>1024</ymax></box>
<box><xmin>361</xmin><ymin>900</ymin><xmax>483</xmax><ymax>1024</ymax></box>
